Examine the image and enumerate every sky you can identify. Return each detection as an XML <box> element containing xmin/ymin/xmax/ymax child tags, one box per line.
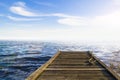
<box><xmin>0</xmin><ymin>0</ymin><xmax>120</xmax><ymax>41</ymax></box>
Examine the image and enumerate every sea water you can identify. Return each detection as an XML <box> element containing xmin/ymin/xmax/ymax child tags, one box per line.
<box><xmin>0</xmin><ymin>40</ymin><xmax>120</xmax><ymax>80</ymax></box>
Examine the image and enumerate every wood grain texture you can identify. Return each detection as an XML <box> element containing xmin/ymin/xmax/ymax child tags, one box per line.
<box><xmin>26</xmin><ymin>51</ymin><xmax>119</xmax><ymax>80</ymax></box>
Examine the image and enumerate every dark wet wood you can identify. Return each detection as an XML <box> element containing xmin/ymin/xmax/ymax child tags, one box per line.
<box><xmin>26</xmin><ymin>51</ymin><xmax>119</xmax><ymax>80</ymax></box>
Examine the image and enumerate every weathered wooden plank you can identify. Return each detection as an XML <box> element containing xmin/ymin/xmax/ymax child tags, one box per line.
<box><xmin>52</xmin><ymin>60</ymin><xmax>89</xmax><ymax>63</ymax></box>
<box><xmin>53</xmin><ymin>59</ymin><xmax>89</xmax><ymax>61</ymax></box>
<box><xmin>58</xmin><ymin>54</ymin><xmax>89</xmax><ymax>57</ymax></box>
<box><xmin>26</xmin><ymin>51</ymin><xmax>119</xmax><ymax>80</ymax></box>
<box><xmin>90</xmin><ymin>52</ymin><xmax>120</xmax><ymax>80</ymax></box>
<box><xmin>45</xmin><ymin>67</ymin><xmax>105</xmax><ymax>70</ymax></box>
<box><xmin>41</xmin><ymin>70</ymin><xmax>112</xmax><ymax>75</ymax></box>
<box><xmin>38</xmin><ymin>74</ymin><xmax>113</xmax><ymax>78</ymax></box>
<box><xmin>57</xmin><ymin>57</ymin><xmax>89</xmax><ymax>59</ymax></box>
<box><xmin>26</xmin><ymin>51</ymin><xmax>61</xmax><ymax>80</ymax></box>
<box><xmin>51</xmin><ymin>62</ymin><xmax>89</xmax><ymax>64</ymax></box>
<box><xmin>48</xmin><ymin>65</ymin><xmax>102</xmax><ymax>68</ymax></box>
<box><xmin>37</xmin><ymin>75</ymin><xmax>116</xmax><ymax>80</ymax></box>
<box><xmin>57</xmin><ymin>55</ymin><xmax>89</xmax><ymax>58</ymax></box>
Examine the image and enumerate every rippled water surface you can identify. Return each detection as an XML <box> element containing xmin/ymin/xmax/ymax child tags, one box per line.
<box><xmin>0</xmin><ymin>40</ymin><xmax>120</xmax><ymax>80</ymax></box>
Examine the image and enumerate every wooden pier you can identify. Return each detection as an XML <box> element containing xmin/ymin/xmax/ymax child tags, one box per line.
<box><xmin>26</xmin><ymin>51</ymin><xmax>120</xmax><ymax>80</ymax></box>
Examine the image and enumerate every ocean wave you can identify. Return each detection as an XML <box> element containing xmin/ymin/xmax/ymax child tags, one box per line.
<box><xmin>0</xmin><ymin>41</ymin><xmax>120</xmax><ymax>80</ymax></box>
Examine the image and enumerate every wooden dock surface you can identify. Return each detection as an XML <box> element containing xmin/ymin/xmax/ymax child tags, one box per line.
<box><xmin>26</xmin><ymin>51</ymin><xmax>120</xmax><ymax>80</ymax></box>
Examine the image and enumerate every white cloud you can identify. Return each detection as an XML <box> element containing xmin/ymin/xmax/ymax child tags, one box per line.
<box><xmin>85</xmin><ymin>10</ymin><xmax>120</xmax><ymax>41</ymax></box>
<box><xmin>10</xmin><ymin>2</ymin><xmax>39</xmax><ymax>17</ymax></box>
<box><xmin>52</xmin><ymin>13</ymin><xmax>88</xmax><ymax>26</ymax></box>
<box><xmin>7</xmin><ymin>16</ymin><xmax>42</xmax><ymax>21</ymax></box>
<box><xmin>58</xmin><ymin>17</ymin><xmax>87</xmax><ymax>26</ymax></box>
<box><xmin>1</xmin><ymin>10</ymin><xmax>120</xmax><ymax>41</ymax></box>
<box><xmin>52</xmin><ymin>13</ymin><xmax>73</xmax><ymax>18</ymax></box>
<box><xmin>8</xmin><ymin>3</ymin><xmax>120</xmax><ymax>27</ymax></box>
<box><xmin>9</xmin><ymin>3</ymin><xmax>85</xmax><ymax>23</ymax></box>
<box><xmin>54</xmin><ymin>10</ymin><xmax>120</xmax><ymax>27</ymax></box>
<box><xmin>49</xmin><ymin>11</ymin><xmax>120</xmax><ymax>41</ymax></box>
<box><xmin>9</xmin><ymin>2</ymin><xmax>87</xmax><ymax>24</ymax></box>
<box><xmin>9</xmin><ymin>2</ymin><xmax>62</xmax><ymax>18</ymax></box>
<box><xmin>91</xmin><ymin>11</ymin><xmax>120</xmax><ymax>27</ymax></box>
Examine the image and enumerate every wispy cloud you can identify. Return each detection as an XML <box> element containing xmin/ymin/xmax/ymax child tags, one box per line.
<box><xmin>9</xmin><ymin>1</ymin><xmax>84</xmax><ymax>23</ymax></box>
<box><xmin>9</xmin><ymin>1</ymin><xmax>56</xmax><ymax>17</ymax></box>
<box><xmin>52</xmin><ymin>13</ymin><xmax>75</xmax><ymax>18</ymax></box>
<box><xmin>10</xmin><ymin>2</ymin><xmax>39</xmax><ymax>17</ymax></box>
<box><xmin>91</xmin><ymin>11</ymin><xmax>120</xmax><ymax>26</ymax></box>
<box><xmin>51</xmin><ymin>13</ymin><xmax>88</xmax><ymax>26</ymax></box>
<box><xmin>8</xmin><ymin>1</ymin><xmax>120</xmax><ymax>28</ymax></box>
<box><xmin>7</xmin><ymin>16</ymin><xmax>42</xmax><ymax>21</ymax></box>
<box><xmin>52</xmin><ymin>10</ymin><xmax>120</xmax><ymax>27</ymax></box>
<box><xmin>8</xmin><ymin>1</ymin><xmax>120</xmax><ymax>27</ymax></box>
<box><xmin>57</xmin><ymin>17</ymin><xmax>87</xmax><ymax>26</ymax></box>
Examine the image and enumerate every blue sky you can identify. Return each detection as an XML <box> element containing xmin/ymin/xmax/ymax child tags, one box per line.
<box><xmin>0</xmin><ymin>0</ymin><xmax>120</xmax><ymax>41</ymax></box>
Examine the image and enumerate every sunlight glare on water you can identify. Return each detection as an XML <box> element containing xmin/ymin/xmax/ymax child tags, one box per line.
<box><xmin>0</xmin><ymin>40</ymin><xmax>120</xmax><ymax>80</ymax></box>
